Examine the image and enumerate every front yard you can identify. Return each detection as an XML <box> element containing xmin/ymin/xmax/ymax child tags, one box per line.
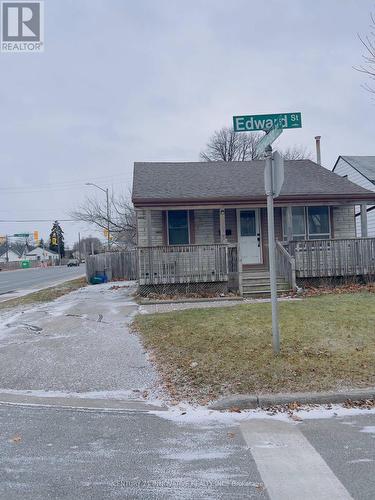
<box><xmin>134</xmin><ymin>292</ymin><xmax>375</xmax><ymax>402</ymax></box>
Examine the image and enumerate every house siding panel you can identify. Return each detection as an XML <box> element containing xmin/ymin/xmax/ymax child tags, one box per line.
<box><xmin>136</xmin><ymin>209</ymin><xmax>148</xmax><ymax>247</ymax></box>
<box><xmin>194</xmin><ymin>209</ymin><xmax>215</xmax><ymax>244</ymax></box>
<box><xmin>333</xmin><ymin>157</ymin><xmax>375</xmax><ymax>236</ymax></box>
<box><xmin>332</xmin><ymin>205</ymin><xmax>356</xmax><ymax>239</ymax></box>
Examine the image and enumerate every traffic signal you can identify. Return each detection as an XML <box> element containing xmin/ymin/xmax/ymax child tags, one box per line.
<box><xmin>51</xmin><ymin>237</ymin><xmax>57</xmax><ymax>245</ymax></box>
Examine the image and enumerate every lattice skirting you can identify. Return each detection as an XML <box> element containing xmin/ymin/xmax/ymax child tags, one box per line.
<box><xmin>138</xmin><ymin>281</ymin><xmax>228</xmax><ymax>297</ymax></box>
<box><xmin>297</xmin><ymin>274</ymin><xmax>375</xmax><ymax>288</ymax></box>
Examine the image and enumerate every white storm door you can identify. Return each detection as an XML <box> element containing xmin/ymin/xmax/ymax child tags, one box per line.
<box><xmin>238</xmin><ymin>209</ymin><xmax>261</xmax><ymax>264</ymax></box>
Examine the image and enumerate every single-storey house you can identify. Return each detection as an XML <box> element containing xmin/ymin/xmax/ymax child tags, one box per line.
<box><xmin>0</xmin><ymin>246</ymin><xmax>24</xmax><ymax>263</ymax></box>
<box><xmin>132</xmin><ymin>160</ymin><xmax>375</xmax><ymax>296</ymax></box>
<box><xmin>332</xmin><ymin>156</ymin><xmax>375</xmax><ymax>237</ymax></box>
<box><xmin>25</xmin><ymin>247</ymin><xmax>59</xmax><ymax>262</ymax></box>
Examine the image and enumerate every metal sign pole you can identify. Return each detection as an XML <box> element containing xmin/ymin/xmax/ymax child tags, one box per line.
<box><xmin>264</xmin><ymin>145</ymin><xmax>280</xmax><ymax>354</ymax></box>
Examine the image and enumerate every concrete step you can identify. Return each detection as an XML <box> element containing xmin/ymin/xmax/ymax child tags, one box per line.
<box><xmin>243</xmin><ymin>288</ymin><xmax>291</xmax><ymax>298</ymax></box>
<box><xmin>242</xmin><ymin>283</ymin><xmax>290</xmax><ymax>291</ymax></box>
<box><xmin>242</xmin><ymin>277</ymin><xmax>286</xmax><ymax>285</ymax></box>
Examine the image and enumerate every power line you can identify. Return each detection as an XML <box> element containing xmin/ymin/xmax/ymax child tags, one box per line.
<box><xmin>0</xmin><ymin>171</ymin><xmax>130</xmax><ymax>192</ymax></box>
<box><xmin>0</xmin><ymin>219</ymin><xmax>76</xmax><ymax>222</ymax></box>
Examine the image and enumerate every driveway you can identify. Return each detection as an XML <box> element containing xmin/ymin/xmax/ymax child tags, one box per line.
<box><xmin>0</xmin><ymin>282</ymin><xmax>157</xmax><ymax>397</ymax></box>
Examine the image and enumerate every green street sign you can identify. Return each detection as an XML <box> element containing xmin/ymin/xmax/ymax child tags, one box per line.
<box><xmin>13</xmin><ymin>233</ymin><xmax>30</xmax><ymax>237</ymax></box>
<box><xmin>233</xmin><ymin>112</ymin><xmax>302</xmax><ymax>132</ymax></box>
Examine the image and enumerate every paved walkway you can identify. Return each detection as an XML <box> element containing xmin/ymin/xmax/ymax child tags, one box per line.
<box><xmin>0</xmin><ymin>282</ymin><xmax>157</xmax><ymax>396</ymax></box>
<box><xmin>139</xmin><ymin>296</ymin><xmax>300</xmax><ymax>315</ymax></box>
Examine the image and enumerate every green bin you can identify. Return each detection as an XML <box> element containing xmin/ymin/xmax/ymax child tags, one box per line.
<box><xmin>21</xmin><ymin>260</ymin><xmax>30</xmax><ymax>269</ymax></box>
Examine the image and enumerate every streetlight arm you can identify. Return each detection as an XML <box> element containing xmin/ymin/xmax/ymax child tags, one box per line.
<box><xmin>85</xmin><ymin>182</ymin><xmax>107</xmax><ymax>194</ymax></box>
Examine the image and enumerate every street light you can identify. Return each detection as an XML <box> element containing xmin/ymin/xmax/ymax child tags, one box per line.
<box><xmin>85</xmin><ymin>182</ymin><xmax>110</xmax><ymax>251</ymax></box>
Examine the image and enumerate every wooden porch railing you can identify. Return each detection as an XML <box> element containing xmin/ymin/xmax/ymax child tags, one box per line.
<box><xmin>138</xmin><ymin>244</ymin><xmax>229</xmax><ymax>285</ymax></box>
<box><xmin>276</xmin><ymin>240</ymin><xmax>297</xmax><ymax>290</ymax></box>
<box><xmin>284</xmin><ymin>238</ymin><xmax>375</xmax><ymax>278</ymax></box>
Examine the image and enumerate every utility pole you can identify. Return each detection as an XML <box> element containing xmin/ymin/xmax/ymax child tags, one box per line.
<box><xmin>78</xmin><ymin>232</ymin><xmax>81</xmax><ymax>262</ymax></box>
<box><xmin>106</xmin><ymin>187</ymin><xmax>110</xmax><ymax>251</ymax></box>
<box><xmin>85</xmin><ymin>182</ymin><xmax>111</xmax><ymax>251</ymax></box>
<box><xmin>265</xmin><ymin>145</ymin><xmax>280</xmax><ymax>354</ymax></box>
<box><xmin>5</xmin><ymin>235</ymin><xmax>9</xmax><ymax>263</ymax></box>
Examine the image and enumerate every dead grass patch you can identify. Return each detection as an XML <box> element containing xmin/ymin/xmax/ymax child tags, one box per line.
<box><xmin>0</xmin><ymin>278</ymin><xmax>87</xmax><ymax>310</ymax></box>
<box><xmin>134</xmin><ymin>292</ymin><xmax>375</xmax><ymax>403</ymax></box>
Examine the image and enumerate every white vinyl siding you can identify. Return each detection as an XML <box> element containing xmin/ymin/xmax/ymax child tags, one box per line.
<box><xmin>333</xmin><ymin>158</ymin><xmax>375</xmax><ymax>237</ymax></box>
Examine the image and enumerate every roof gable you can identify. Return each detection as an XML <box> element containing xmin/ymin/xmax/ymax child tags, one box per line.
<box><xmin>132</xmin><ymin>160</ymin><xmax>375</xmax><ymax>206</ymax></box>
<box><xmin>339</xmin><ymin>156</ymin><xmax>375</xmax><ymax>184</ymax></box>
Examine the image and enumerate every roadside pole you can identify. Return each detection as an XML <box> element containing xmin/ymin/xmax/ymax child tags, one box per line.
<box><xmin>264</xmin><ymin>145</ymin><xmax>280</xmax><ymax>354</ymax></box>
<box><xmin>5</xmin><ymin>235</ymin><xmax>9</xmax><ymax>263</ymax></box>
<box><xmin>78</xmin><ymin>232</ymin><xmax>81</xmax><ymax>262</ymax></box>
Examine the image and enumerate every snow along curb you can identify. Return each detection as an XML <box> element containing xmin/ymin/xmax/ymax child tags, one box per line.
<box><xmin>209</xmin><ymin>388</ymin><xmax>375</xmax><ymax>410</ymax></box>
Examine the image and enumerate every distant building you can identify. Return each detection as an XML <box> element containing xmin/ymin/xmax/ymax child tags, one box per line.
<box><xmin>0</xmin><ymin>246</ymin><xmax>24</xmax><ymax>263</ymax></box>
<box><xmin>25</xmin><ymin>247</ymin><xmax>59</xmax><ymax>262</ymax></box>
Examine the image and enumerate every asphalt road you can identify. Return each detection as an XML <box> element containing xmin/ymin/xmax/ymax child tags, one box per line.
<box><xmin>0</xmin><ymin>405</ymin><xmax>374</xmax><ymax>499</ymax></box>
<box><xmin>0</xmin><ymin>265</ymin><xmax>85</xmax><ymax>296</ymax></box>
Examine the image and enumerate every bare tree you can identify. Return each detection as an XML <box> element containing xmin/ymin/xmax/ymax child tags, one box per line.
<box><xmin>70</xmin><ymin>192</ymin><xmax>136</xmax><ymax>248</ymax></box>
<box><xmin>281</xmin><ymin>146</ymin><xmax>312</xmax><ymax>160</ymax></box>
<box><xmin>72</xmin><ymin>236</ymin><xmax>103</xmax><ymax>255</ymax></box>
<box><xmin>200</xmin><ymin>127</ymin><xmax>263</xmax><ymax>161</ymax></box>
<box><xmin>355</xmin><ymin>12</ymin><xmax>375</xmax><ymax>94</ymax></box>
<box><xmin>200</xmin><ymin>127</ymin><xmax>311</xmax><ymax>162</ymax></box>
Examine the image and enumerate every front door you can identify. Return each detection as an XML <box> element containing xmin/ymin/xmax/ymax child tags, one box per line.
<box><xmin>238</xmin><ymin>209</ymin><xmax>261</xmax><ymax>265</ymax></box>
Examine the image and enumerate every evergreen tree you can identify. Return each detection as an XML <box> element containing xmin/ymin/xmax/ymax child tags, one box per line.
<box><xmin>49</xmin><ymin>221</ymin><xmax>65</xmax><ymax>257</ymax></box>
<box><xmin>38</xmin><ymin>238</ymin><xmax>45</xmax><ymax>248</ymax></box>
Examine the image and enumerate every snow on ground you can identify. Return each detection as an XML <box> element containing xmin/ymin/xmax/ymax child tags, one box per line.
<box><xmin>148</xmin><ymin>401</ymin><xmax>375</xmax><ymax>426</ymax></box>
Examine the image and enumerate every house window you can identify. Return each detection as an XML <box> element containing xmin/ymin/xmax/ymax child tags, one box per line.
<box><xmin>168</xmin><ymin>210</ymin><xmax>189</xmax><ymax>245</ymax></box>
<box><xmin>283</xmin><ymin>206</ymin><xmax>330</xmax><ymax>240</ymax></box>
<box><xmin>307</xmin><ymin>206</ymin><xmax>330</xmax><ymax>239</ymax></box>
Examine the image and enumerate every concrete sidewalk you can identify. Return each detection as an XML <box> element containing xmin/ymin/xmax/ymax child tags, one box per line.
<box><xmin>0</xmin><ymin>282</ymin><xmax>158</xmax><ymax>398</ymax></box>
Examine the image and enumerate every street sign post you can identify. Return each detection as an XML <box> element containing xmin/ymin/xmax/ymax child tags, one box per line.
<box><xmin>233</xmin><ymin>112</ymin><xmax>302</xmax><ymax>132</ymax></box>
<box><xmin>233</xmin><ymin>111</ymin><xmax>302</xmax><ymax>354</ymax></box>
<box><xmin>271</xmin><ymin>151</ymin><xmax>284</xmax><ymax>198</ymax></box>
<box><xmin>255</xmin><ymin>126</ymin><xmax>283</xmax><ymax>156</ymax></box>
<box><xmin>13</xmin><ymin>233</ymin><xmax>30</xmax><ymax>238</ymax></box>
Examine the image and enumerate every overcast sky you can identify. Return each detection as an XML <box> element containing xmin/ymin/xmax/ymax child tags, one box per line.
<box><xmin>1</xmin><ymin>0</ymin><xmax>374</xmax><ymax>245</ymax></box>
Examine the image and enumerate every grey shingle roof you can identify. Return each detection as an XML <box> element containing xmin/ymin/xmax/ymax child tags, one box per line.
<box><xmin>340</xmin><ymin>156</ymin><xmax>375</xmax><ymax>183</ymax></box>
<box><xmin>132</xmin><ymin>160</ymin><xmax>375</xmax><ymax>205</ymax></box>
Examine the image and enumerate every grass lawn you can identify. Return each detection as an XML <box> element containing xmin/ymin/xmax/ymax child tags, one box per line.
<box><xmin>0</xmin><ymin>278</ymin><xmax>87</xmax><ymax>311</ymax></box>
<box><xmin>134</xmin><ymin>293</ymin><xmax>375</xmax><ymax>402</ymax></box>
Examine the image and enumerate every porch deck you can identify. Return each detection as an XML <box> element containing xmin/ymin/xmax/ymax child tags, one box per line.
<box><xmin>138</xmin><ymin>237</ymin><xmax>375</xmax><ymax>294</ymax></box>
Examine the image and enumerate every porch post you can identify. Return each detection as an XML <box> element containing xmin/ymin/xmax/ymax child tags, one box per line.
<box><xmin>285</xmin><ymin>206</ymin><xmax>293</xmax><ymax>242</ymax></box>
<box><xmin>146</xmin><ymin>209</ymin><xmax>152</xmax><ymax>246</ymax></box>
<box><xmin>360</xmin><ymin>204</ymin><xmax>368</xmax><ymax>238</ymax></box>
<box><xmin>219</xmin><ymin>208</ymin><xmax>227</xmax><ymax>243</ymax></box>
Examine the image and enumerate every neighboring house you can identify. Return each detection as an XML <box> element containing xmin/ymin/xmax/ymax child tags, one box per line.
<box><xmin>0</xmin><ymin>246</ymin><xmax>24</xmax><ymax>263</ymax></box>
<box><xmin>25</xmin><ymin>247</ymin><xmax>59</xmax><ymax>262</ymax></box>
<box><xmin>132</xmin><ymin>160</ymin><xmax>375</xmax><ymax>296</ymax></box>
<box><xmin>332</xmin><ymin>156</ymin><xmax>375</xmax><ymax>237</ymax></box>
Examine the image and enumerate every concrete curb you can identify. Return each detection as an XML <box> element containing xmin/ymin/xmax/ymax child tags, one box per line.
<box><xmin>0</xmin><ymin>393</ymin><xmax>167</xmax><ymax>413</ymax></box>
<box><xmin>139</xmin><ymin>296</ymin><xmax>243</xmax><ymax>305</ymax></box>
<box><xmin>209</xmin><ymin>388</ymin><xmax>375</xmax><ymax>410</ymax></box>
